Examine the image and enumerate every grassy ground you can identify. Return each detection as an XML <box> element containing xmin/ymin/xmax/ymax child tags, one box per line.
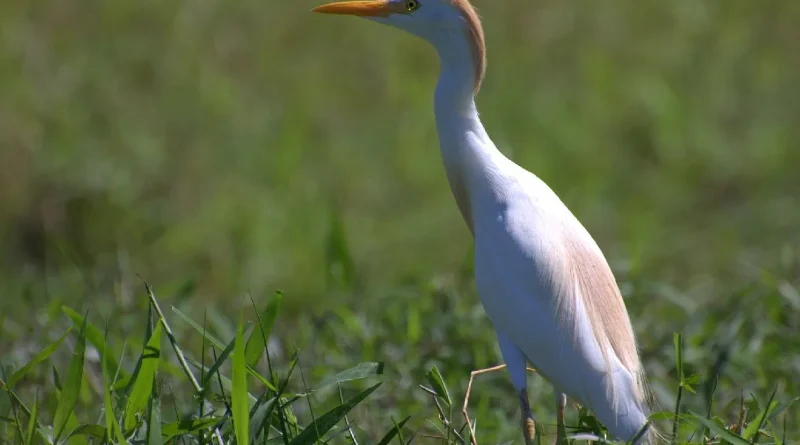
<box><xmin>1</xmin><ymin>0</ymin><xmax>799</xmax><ymax>442</ymax></box>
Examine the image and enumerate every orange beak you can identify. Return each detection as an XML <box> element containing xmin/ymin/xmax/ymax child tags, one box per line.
<box><xmin>312</xmin><ymin>0</ymin><xmax>397</xmax><ymax>17</ymax></box>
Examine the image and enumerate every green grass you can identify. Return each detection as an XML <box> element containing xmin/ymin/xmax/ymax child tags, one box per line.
<box><xmin>0</xmin><ymin>286</ymin><xmax>796</xmax><ymax>444</ymax></box>
<box><xmin>1</xmin><ymin>0</ymin><xmax>799</xmax><ymax>442</ymax></box>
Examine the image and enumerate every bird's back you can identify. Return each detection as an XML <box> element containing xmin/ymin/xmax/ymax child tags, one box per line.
<box><xmin>469</xmin><ymin>157</ymin><xmax>651</xmax><ymax>441</ymax></box>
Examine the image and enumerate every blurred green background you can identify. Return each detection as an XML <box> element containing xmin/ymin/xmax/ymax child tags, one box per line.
<box><xmin>1</xmin><ymin>0</ymin><xmax>799</xmax><ymax>441</ymax></box>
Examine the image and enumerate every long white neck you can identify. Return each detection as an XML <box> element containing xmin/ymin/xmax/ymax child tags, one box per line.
<box><xmin>432</xmin><ymin>35</ymin><xmax>503</xmax><ymax>233</ymax></box>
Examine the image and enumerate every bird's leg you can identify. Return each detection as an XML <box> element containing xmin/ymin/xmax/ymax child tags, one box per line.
<box><xmin>496</xmin><ymin>331</ymin><xmax>537</xmax><ymax>445</ymax></box>
<box><xmin>555</xmin><ymin>391</ymin><xmax>567</xmax><ymax>445</ymax></box>
<box><xmin>519</xmin><ymin>388</ymin><xmax>536</xmax><ymax>445</ymax></box>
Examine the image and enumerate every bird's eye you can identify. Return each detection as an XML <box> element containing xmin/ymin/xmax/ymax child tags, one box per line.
<box><xmin>405</xmin><ymin>0</ymin><xmax>420</xmax><ymax>11</ymax></box>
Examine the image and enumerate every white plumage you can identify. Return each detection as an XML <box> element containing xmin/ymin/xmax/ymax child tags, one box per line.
<box><xmin>313</xmin><ymin>0</ymin><xmax>655</xmax><ymax>442</ymax></box>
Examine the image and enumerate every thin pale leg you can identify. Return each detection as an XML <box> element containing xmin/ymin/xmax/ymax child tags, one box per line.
<box><xmin>497</xmin><ymin>331</ymin><xmax>536</xmax><ymax>445</ymax></box>
<box><xmin>555</xmin><ymin>390</ymin><xmax>567</xmax><ymax>445</ymax></box>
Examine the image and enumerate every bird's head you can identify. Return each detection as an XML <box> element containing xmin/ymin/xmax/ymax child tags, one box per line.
<box><xmin>312</xmin><ymin>0</ymin><xmax>486</xmax><ymax>92</ymax></box>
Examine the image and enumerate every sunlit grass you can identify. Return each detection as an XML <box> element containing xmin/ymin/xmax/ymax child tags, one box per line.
<box><xmin>0</xmin><ymin>284</ymin><xmax>795</xmax><ymax>444</ymax></box>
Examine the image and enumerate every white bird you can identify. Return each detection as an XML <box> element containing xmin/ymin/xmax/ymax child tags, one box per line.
<box><xmin>312</xmin><ymin>0</ymin><xmax>655</xmax><ymax>443</ymax></box>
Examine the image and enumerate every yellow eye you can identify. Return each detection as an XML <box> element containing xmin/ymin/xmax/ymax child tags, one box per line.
<box><xmin>405</xmin><ymin>0</ymin><xmax>419</xmax><ymax>11</ymax></box>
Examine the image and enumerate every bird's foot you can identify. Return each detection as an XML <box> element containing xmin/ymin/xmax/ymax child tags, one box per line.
<box><xmin>522</xmin><ymin>417</ymin><xmax>536</xmax><ymax>445</ymax></box>
<box><xmin>519</xmin><ymin>389</ymin><xmax>536</xmax><ymax>445</ymax></box>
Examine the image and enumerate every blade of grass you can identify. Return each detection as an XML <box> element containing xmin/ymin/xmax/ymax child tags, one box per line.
<box><xmin>425</xmin><ymin>366</ymin><xmax>451</xmax><ymax>406</ymax></box>
<box><xmin>53</xmin><ymin>315</ymin><xmax>87</xmax><ymax>443</ymax></box>
<box><xmin>162</xmin><ymin>417</ymin><xmax>223</xmax><ymax>441</ymax></box>
<box><xmin>146</xmin><ymin>385</ymin><xmax>162</xmax><ymax>445</ymax></box>
<box><xmin>312</xmin><ymin>362</ymin><xmax>385</xmax><ymax>392</ymax></box>
<box><xmin>35</xmin><ymin>426</ymin><xmax>54</xmax><ymax>445</ymax></box>
<box><xmin>173</xmin><ymin>304</ymin><xmax>275</xmax><ymax>391</ymax></box>
<box><xmin>768</xmin><ymin>397</ymin><xmax>799</xmax><ymax>422</ymax></box>
<box><xmin>254</xmin><ymin>291</ymin><xmax>286</xmax><ymax>442</ymax></box>
<box><xmin>249</xmin><ymin>396</ymin><xmax>277</xmax><ymax>441</ymax></box>
<box><xmin>336</xmin><ymin>383</ymin><xmax>358</xmax><ymax>445</ymax></box>
<box><xmin>8</xmin><ymin>330</ymin><xmax>70</xmax><ymax>388</ymax></box>
<box><xmin>782</xmin><ymin>416</ymin><xmax>786</xmax><ymax>445</ymax></box>
<box><xmin>124</xmin><ymin>321</ymin><xmax>163</xmax><ymax>432</ymax></box>
<box><xmin>744</xmin><ymin>388</ymin><xmax>777</xmax><ymax>443</ymax></box>
<box><xmin>232</xmin><ymin>318</ymin><xmax>250</xmax><ymax>445</ymax></box>
<box><xmin>187</xmin><ymin>357</ymin><xmax>259</xmax><ymax>406</ymax></box>
<box><xmin>102</xmin><ymin>322</ymin><xmax>129</xmax><ymax>445</ymax></box>
<box><xmin>245</xmin><ymin>366</ymin><xmax>278</xmax><ymax>394</ymax></box>
<box><xmin>171</xmin><ymin>306</ymin><xmax>225</xmax><ymax>349</ymax></box>
<box><xmin>198</xmin><ymin>310</ymin><xmax>208</xmax><ymax>445</ymax></box>
<box><xmin>62</xmin><ymin>307</ymin><xmax>130</xmax><ymax>389</ymax></box>
<box><xmin>672</xmin><ymin>332</ymin><xmax>683</xmax><ymax>445</ymax></box>
<box><xmin>296</xmin><ymin>360</ymin><xmax>319</xmax><ymax>444</ymax></box>
<box><xmin>246</xmin><ymin>292</ymin><xmax>283</xmax><ymax>367</ymax></box>
<box><xmin>201</xmin><ymin>335</ymin><xmax>236</xmax><ymax>389</ymax></box>
<box><xmin>103</xmin><ymin>361</ymin><xmax>129</xmax><ymax>444</ymax></box>
<box><xmin>1</xmin><ymin>362</ymin><xmax>26</xmax><ymax>442</ymax></box>
<box><xmin>23</xmin><ymin>392</ymin><xmax>38</xmax><ymax>445</ymax></box>
<box><xmin>0</xmin><ymin>373</ymin><xmax>33</xmax><ymax>419</ymax></box>
<box><xmin>66</xmin><ymin>424</ymin><xmax>106</xmax><ymax>440</ymax></box>
<box><xmin>52</xmin><ymin>366</ymin><xmax>62</xmax><ymax>392</ymax></box>
<box><xmin>143</xmin><ymin>281</ymin><xmax>201</xmax><ymax>392</ymax></box>
<box><xmin>393</xmin><ymin>416</ymin><xmax>409</xmax><ymax>445</ymax></box>
<box><xmin>376</xmin><ymin>416</ymin><xmax>411</xmax><ymax>445</ymax></box>
<box><xmin>288</xmin><ymin>382</ymin><xmax>382</xmax><ymax>445</ymax></box>
<box><xmin>251</xmin><ymin>352</ymin><xmax>301</xmax><ymax>442</ymax></box>
<box><xmin>689</xmin><ymin>413</ymin><xmax>749</xmax><ymax>445</ymax></box>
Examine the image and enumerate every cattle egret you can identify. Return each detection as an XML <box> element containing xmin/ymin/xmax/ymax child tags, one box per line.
<box><xmin>312</xmin><ymin>0</ymin><xmax>655</xmax><ymax>443</ymax></box>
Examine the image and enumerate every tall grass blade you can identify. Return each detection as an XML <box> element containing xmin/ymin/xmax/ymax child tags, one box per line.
<box><xmin>201</xmin><ymin>335</ymin><xmax>236</xmax><ymax>388</ymax></box>
<box><xmin>23</xmin><ymin>392</ymin><xmax>38</xmax><ymax>445</ymax></box>
<box><xmin>671</xmin><ymin>332</ymin><xmax>683</xmax><ymax>444</ymax></box>
<box><xmin>313</xmin><ymin>362</ymin><xmax>385</xmax><ymax>391</ymax></box>
<box><xmin>124</xmin><ymin>321</ymin><xmax>163</xmax><ymax>432</ymax></box>
<box><xmin>161</xmin><ymin>417</ymin><xmax>222</xmax><ymax>441</ymax></box>
<box><xmin>768</xmin><ymin>396</ymin><xmax>799</xmax><ymax>422</ymax></box>
<box><xmin>8</xmin><ymin>330</ymin><xmax>70</xmax><ymax>388</ymax></box>
<box><xmin>146</xmin><ymin>386</ymin><xmax>162</xmax><ymax>445</ymax></box>
<box><xmin>249</xmin><ymin>397</ymin><xmax>277</xmax><ymax>441</ymax></box>
<box><xmin>689</xmin><ymin>413</ymin><xmax>749</xmax><ymax>445</ymax></box>
<box><xmin>171</xmin><ymin>305</ymin><xmax>226</xmax><ymax>349</ymax></box>
<box><xmin>65</xmin><ymin>424</ymin><xmax>106</xmax><ymax>440</ymax></box>
<box><xmin>288</xmin><ymin>382</ymin><xmax>382</xmax><ymax>445</ymax></box>
<box><xmin>174</xmin><ymin>305</ymin><xmax>276</xmax><ymax>391</ymax></box>
<box><xmin>53</xmin><ymin>316</ymin><xmax>87</xmax><ymax>442</ymax></box>
<box><xmin>3</xmin><ymin>370</ymin><xmax>26</xmax><ymax>442</ymax></box>
<box><xmin>744</xmin><ymin>388</ymin><xmax>777</xmax><ymax>443</ymax></box>
<box><xmin>246</xmin><ymin>292</ymin><xmax>283</xmax><ymax>367</ymax></box>
<box><xmin>52</xmin><ymin>366</ymin><xmax>62</xmax><ymax>391</ymax></box>
<box><xmin>232</xmin><ymin>320</ymin><xmax>250</xmax><ymax>445</ymax></box>
<box><xmin>62</xmin><ymin>307</ymin><xmax>130</xmax><ymax>388</ymax></box>
<box><xmin>144</xmin><ymin>282</ymin><xmax>202</xmax><ymax>392</ymax></box>
<box><xmin>103</xmin><ymin>360</ymin><xmax>129</xmax><ymax>444</ymax></box>
<box><xmin>187</xmin><ymin>357</ymin><xmax>259</xmax><ymax>406</ymax></box>
<box><xmin>376</xmin><ymin>416</ymin><xmax>410</xmax><ymax>445</ymax></box>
